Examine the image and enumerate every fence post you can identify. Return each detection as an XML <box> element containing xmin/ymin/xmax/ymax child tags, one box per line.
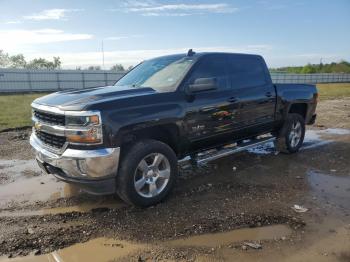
<box><xmin>82</xmin><ymin>72</ymin><xmax>86</xmax><ymax>89</ymax></box>
<box><xmin>104</xmin><ymin>72</ymin><xmax>108</xmax><ymax>86</ymax></box>
<box><xmin>56</xmin><ymin>72</ymin><xmax>61</xmax><ymax>91</ymax></box>
<box><xmin>27</xmin><ymin>71</ymin><xmax>32</xmax><ymax>92</ymax></box>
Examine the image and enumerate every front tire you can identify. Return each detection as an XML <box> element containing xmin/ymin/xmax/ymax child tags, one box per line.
<box><xmin>277</xmin><ymin>113</ymin><xmax>305</xmax><ymax>153</ymax></box>
<box><xmin>116</xmin><ymin>139</ymin><xmax>178</xmax><ymax>207</ymax></box>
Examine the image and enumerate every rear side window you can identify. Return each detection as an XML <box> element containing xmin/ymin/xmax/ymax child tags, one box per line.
<box><xmin>188</xmin><ymin>55</ymin><xmax>229</xmax><ymax>90</ymax></box>
<box><xmin>228</xmin><ymin>56</ymin><xmax>267</xmax><ymax>88</ymax></box>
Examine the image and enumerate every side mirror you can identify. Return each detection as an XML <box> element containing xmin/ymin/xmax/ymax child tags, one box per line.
<box><xmin>187</xmin><ymin>77</ymin><xmax>218</xmax><ymax>93</ymax></box>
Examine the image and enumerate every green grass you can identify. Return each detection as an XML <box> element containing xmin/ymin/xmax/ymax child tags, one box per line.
<box><xmin>0</xmin><ymin>93</ymin><xmax>47</xmax><ymax>131</ymax></box>
<box><xmin>0</xmin><ymin>83</ymin><xmax>350</xmax><ymax>131</ymax></box>
<box><xmin>316</xmin><ymin>83</ymin><xmax>350</xmax><ymax>100</ymax></box>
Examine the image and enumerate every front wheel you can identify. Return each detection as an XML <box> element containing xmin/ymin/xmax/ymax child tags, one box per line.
<box><xmin>277</xmin><ymin>113</ymin><xmax>305</xmax><ymax>153</ymax></box>
<box><xmin>116</xmin><ymin>139</ymin><xmax>178</xmax><ymax>207</ymax></box>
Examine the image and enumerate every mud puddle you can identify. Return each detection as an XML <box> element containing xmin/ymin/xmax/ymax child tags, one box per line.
<box><xmin>169</xmin><ymin>224</ymin><xmax>292</xmax><ymax>248</ymax></box>
<box><xmin>0</xmin><ymin>238</ymin><xmax>146</xmax><ymax>262</ymax></box>
<box><xmin>0</xmin><ymin>160</ymin><xmax>41</xmax><ymax>184</ymax></box>
<box><xmin>0</xmin><ymin>175</ymin><xmax>83</xmax><ymax>208</ymax></box>
<box><xmin>0</xmin><ymin>225</ymin><xmax>292</xmax><ymax>262</ymax></box>
<box><xmin>0</xmin><ymin>198</ymin><xmax>125</xmax><ymax>217</ymax></box>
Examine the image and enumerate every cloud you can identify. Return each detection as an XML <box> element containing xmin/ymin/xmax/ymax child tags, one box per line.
<box><xmin>5</xmin><ymin>20</ymin><xmax>22</xmax><ymax>24</ymax></box>
<box><xmin>112</xmin><ymin>1</ymin><xmax>238</xmax><ymax>16</ymax></box>
<box><xmin>105</xmin><ymin>35</ymin><xmax>144</xmax><ymax>41</ymax></box>
<box><xmin>0</xmin><ymin>29</ymin><xmax>93</xmax><ymax>51</ymax></box>
<box><xmin>23</xmin><ymin>9</ymin><xmax>82</xmax><ymax>21</ymax></box>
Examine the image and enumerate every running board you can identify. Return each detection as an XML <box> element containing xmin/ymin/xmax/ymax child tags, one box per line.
<box><xmin>179</xmin><ymin>136</ymin><xmax>276</xmax><ymax>165</ymax></box>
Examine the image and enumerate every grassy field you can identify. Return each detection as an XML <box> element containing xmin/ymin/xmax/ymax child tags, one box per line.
<box><xmin>316</xmin><ymin>83</ymin><xmax>350</xmax><ymax>100</ymax></box>
<box><xmin>0</xmin><ymin>83</ymin><xmax>350</xmax><ymax>131</ymax></box>
<box><xmin>0</xmin><ymin>93</ymin><xmax>47</xmax><ymax>131</ymax></box>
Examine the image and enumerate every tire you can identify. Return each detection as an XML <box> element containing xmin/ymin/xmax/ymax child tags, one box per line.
<box><xmin>277</xmin><ymin>113</ymin><xmax>305</xmax><ymax>154</ymax></box>
<box><xmin>116</xmin><ymin>139</ymin><xmax>178</xmax><ymax>207</ymax></box>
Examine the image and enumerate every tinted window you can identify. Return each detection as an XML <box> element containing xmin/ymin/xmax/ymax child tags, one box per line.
<box><xmin>188</xmin><ymin>55</ymin><xmax>229</xmax><ymax>90</ymax></box>
<box><xmin>228</xmin><ymin>55</ymin><xmax>267</xmax><ymax>88</ymax></box>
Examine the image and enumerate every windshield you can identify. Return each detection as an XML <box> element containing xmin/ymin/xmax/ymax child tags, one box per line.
<box><xmin>114</xmin><ymin>55</ymin><xmax>195</xmax><ymax>92</ymax></box>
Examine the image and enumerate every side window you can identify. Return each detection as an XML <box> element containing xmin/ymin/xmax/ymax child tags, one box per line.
<box><xmin>188</xmin><ymin>55</ymin><xmax>229</xmax><ymax>90</ymax></box>
<box><xmin>229</xmin><ymin>56</ymin><xmax>267</xmax><ymax>88</ymax></box>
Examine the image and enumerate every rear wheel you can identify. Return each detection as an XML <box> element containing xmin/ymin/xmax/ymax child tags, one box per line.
<box><xmin>277</xmin><ymin>113</ymin><xmax>305</xmax><ymax>153</ymax></box>
<box><xmin>116</xmin><ymin>139</ymin><xmax>178</xmax><ymax>207</ymax></box>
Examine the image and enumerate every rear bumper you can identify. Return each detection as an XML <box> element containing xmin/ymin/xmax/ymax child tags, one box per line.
<box><xmin>30</xmin><ymin>133</ymin><xmax>120</xmax><ymax>194</ymax></box>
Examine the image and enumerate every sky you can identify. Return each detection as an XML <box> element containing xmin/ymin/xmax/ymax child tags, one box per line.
<box><xmin>0</xmin><ymin>0</ymin><xmax>349</xmax><ymax>69</ymax></box>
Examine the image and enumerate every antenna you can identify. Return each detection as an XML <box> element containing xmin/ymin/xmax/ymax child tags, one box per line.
<box><xmin>187</xmin><ymin>49</ymin><xmax>195</xmax><ymax>56</ymax></box>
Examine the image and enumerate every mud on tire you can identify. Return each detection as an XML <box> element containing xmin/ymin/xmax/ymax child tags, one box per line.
<box><xmin>116</xmin><ymin>139</ymin><xmax>178</xmax><ymax>207</ymax></box>
<box><xmin>277</xmin><ymin>113</ymin><xmax>306</xmax><ymax>154</ymax></box>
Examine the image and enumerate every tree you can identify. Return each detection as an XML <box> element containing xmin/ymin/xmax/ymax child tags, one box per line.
<box><xmin>0</xmin><ymin>50</ymin><xmax>10</xmax><ymax>68</ymax></box>
<box><xmin>26</xmin><ymin>57</ymin><xmax>62</xmax><ymax>70</ymax></box>
<box><xmin>9</xmin><ymin>54</ymin><xmax>26</xmax><ymax>68</ymax></box>
<box><xmin>0</xmin><ymin>50</ymin><xmax>61</xmax><ymax>70</ymax></box>
<box><xmin>110</xmin><ymin>64</ymin><xmax>125</xmax><ymax>71</ymax></box>
<box><xmin>127</xmin><ymin>65</ymin><xmax>134</xmax><ymax>71</ymax></box>
<box><xmin>300</xmin><ymin>64</ymin><xmax>316</xmax><ymax>74</ymax></box>
<box><xmin>87</xmin><ymin>66</ymin><xmax>101</xmax><ymax>70</ymax></box>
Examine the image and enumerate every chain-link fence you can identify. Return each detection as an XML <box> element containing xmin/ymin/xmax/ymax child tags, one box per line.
<box><xmin>270</xmin><ymin>73</ymin><xmax>350</xmax><ymax>84</ymax></box>
<box><xmin>0</xmin><ymin>69</ymin><xmax>125</xmax><ymax>92</ymax></box>
<box><xmin>0</xmin><ymin>69</ymin><xmax>349</xmax><ymax>92</ymax></box>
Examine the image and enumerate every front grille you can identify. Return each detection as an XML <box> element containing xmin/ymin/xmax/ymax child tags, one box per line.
<box><xmin>35</xmin><ymin>130</ymin><xmax>66</xmax><ymax>149</ymax></box>
<box><xmin>33</xmin><ymin>110</ymin><xmax>65</xmax><ymax>126</ymax></box>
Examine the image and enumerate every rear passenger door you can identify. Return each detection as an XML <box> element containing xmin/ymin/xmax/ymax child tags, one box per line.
<box><xmin>228</xmin><ymin>55</ymin><xmax>276</xmax><ymax>130</ymax></box>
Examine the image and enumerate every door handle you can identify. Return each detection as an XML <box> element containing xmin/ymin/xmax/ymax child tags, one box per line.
<box><xmin>265</xmin><ymin>92</ymin><xmax>272</xmax><ymax>97</ymax></box>
<box><xmin>227</xmin><ymin>97</ymin><xmax>237</xmax><ymax>103</ymax></box>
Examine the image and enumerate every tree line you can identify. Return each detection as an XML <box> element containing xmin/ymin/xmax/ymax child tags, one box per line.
<box><xmin>0</xmin><ymin>50</ymin><xmax>129</xmax><ymax>71</ymax></box>
<box><xmin>2</xmin><ymin>50</ymin><xmax>349</xmax><ymax>73</ymax></box>
<box><xmin>270</xmin><ymin>61</ymin><xmax>350</xmax><ymax>74</ymax></box>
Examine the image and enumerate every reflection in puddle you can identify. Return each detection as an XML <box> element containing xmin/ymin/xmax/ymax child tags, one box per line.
<box><xmin>0</xmin><ymin>158</ymin><xmax>84</xmax><ymax>209</ymax></box>
<box><xmin>0</xmin><ymin>175</ymin><xmax>82</xmax><ymax>208</ymax></box>
<box><xmin>247</xmin><ymin>128</ymin><xmax>350</xmax><ymax>155</ymax></box>
<box><xmin>0</xmin><ymin>160</ymin><xmax>41</xmax><ymax>176</ymax></box>
<box><xmin>0</xmin><ymin>238</ymin><xmax>146</xmax><ymax>262</ymax></box>
<box><xmin>169</xmin><ymin>225</ymin><xmax>292</xmax><ymax>247</ymax></box>
<box><xmin>307</xmin><ymin>170</ymin><xmax>350</xmax><ymax>210</ymax></box>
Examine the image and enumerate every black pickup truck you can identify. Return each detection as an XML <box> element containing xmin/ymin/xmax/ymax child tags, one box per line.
<box><xmin>30</xmin><ymin>51</ymin><xmax>318</xmax><ymax>206</ymax></box>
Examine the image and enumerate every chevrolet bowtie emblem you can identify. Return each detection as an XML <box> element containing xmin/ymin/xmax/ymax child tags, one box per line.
<box><xmin>34</xmin><ymin>122</ymin><xmax>42</xmax><ymax>130</ymax></box>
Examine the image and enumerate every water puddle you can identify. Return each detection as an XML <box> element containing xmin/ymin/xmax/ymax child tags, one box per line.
<box><xmin>247</xmin><ymin>128</ymin><xmax>350</xmax><ymax>154</ymax></box>
<box><xmin>307</xmin><ymin>170</ymin><xmax>350</xmax><ymax>210</ymax></box>
<box><xmin>0</xmin><ymin>238</ymin><xmax>146</xmax><ymax>262</ymax></box>
<box><xmin>168</xmin><ymin>225</ymin><xmax>292</xmax><ymax>247</ymax></box>
<box><xmin>0</xmin><ymin>175</ymin><xmax>83</xmax><ymax>209</ymax></box>
<box><xmin>0</xmin><ymin>199</ymin><xmax>125</xmax><ymax>217</ymax></box>
<box><xmin>0</xmin><ymin>160</ymin><xmax>41</xmax><ymax>183</ymax></box>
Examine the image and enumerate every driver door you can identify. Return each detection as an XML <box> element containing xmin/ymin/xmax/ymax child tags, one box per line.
<box><xmin>183</xmin><ymin>54</ymin><xmax>240</xmax><ymax>150</ymax></box>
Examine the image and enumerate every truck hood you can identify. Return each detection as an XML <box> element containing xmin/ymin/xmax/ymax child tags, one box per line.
<box><xmin>33</xmin><ymin>85</ymin><xmax>156</xmax><ymax>111</ymax></box>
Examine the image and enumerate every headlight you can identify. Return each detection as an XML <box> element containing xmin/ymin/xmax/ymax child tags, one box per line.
<box><xmin>65</xmin><ymin>115</ymin><xmax>100</xmax><ymax>126</ymax></box>
<box><xmin>65</xmin><ymin>112</ymin><xmax>103</xmax><ymax>144</ymax></box>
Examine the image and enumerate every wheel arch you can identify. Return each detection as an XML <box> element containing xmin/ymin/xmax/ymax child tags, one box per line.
<box><xmin>288</xmin><ymin>103</ymin><xmax>308</xmax><ymax>119</ymax></box>
<box><xmin>119</xmin><ymin>123</ymin><xmax>181</xmax><ymax>156</ymax></box>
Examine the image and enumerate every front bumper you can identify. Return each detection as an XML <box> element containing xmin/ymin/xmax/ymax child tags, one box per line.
<box><xmin>30</xmin><ymin>133</ymin><xmax>120</xmax><ymax>194</ymax></box>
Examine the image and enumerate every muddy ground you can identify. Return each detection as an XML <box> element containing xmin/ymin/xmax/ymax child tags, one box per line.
<box><xmin>0</xmin><ymin>98</ymin><xmax>349</xmax><ymax>261</ymax></box>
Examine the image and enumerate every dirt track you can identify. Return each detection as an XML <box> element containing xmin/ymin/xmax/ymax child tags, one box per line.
<box><xmin>0</xmin><ymin>98</ymin><xmax>349</xmax><ymax>261</ymax></box>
